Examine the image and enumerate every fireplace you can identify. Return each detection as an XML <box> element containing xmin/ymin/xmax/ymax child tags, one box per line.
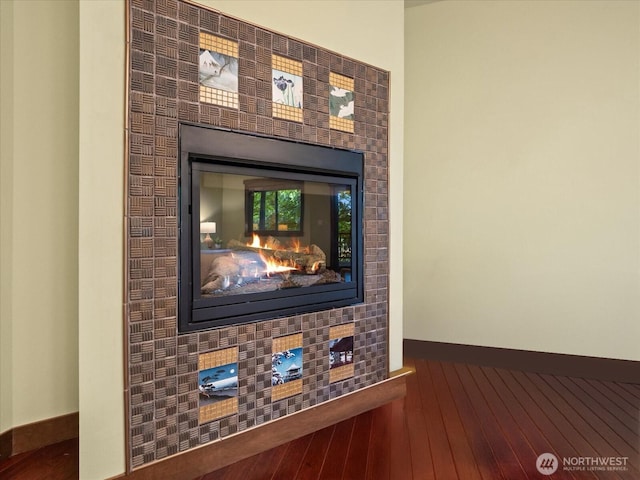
<box><xmin>179</xmin><ymin>124</ymin><xmax>364</xmax><ymax>331</ymax></box>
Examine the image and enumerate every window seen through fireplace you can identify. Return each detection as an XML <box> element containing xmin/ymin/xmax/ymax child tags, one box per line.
<box><xmin>245</xmin><ymin>178</ymin><xmax>304</xmax><ymax>235</ymax></box>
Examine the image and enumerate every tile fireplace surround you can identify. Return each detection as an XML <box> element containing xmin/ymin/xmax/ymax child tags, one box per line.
<box><xmin>126</xmin><ymin>0</ymin><xmax>390</xmax><ymax>469</ymax></box>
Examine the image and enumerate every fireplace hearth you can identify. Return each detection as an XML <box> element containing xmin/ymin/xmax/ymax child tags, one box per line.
<box><xmin>179</xmin><ymin>125</ymin><xmax>364</xmax><ymax>331</ymax></box>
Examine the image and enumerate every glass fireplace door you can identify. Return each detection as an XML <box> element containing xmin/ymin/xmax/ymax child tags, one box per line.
<box><xmin>194</xmin><ymin>166</ymin><xmax>354</xmax><ymax>300</ymax></box>
<box><xmin>179</xmin><ymin>125</ymin><xmax>363</xmax><ymax>332</ymax></box>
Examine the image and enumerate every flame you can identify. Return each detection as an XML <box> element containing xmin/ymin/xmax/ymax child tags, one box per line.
<box><xmin>248</xmin><ymin>234</ymin><xmax>311</xmax><ymax>255</ymax></box>
<box><xmin>259</xmin><ymin>252</ymin><xmax>297</xmax><ymax>275</ymax></box>
<box><xmin>249</xmin><ymin>233</ymin><xmax>264</xmax><ymax>249</ymax></box>
<box><xmin>247</xmin><ymin>234</ymin><xmax>309</xmax><ymax>276</ymax></box>
<box><xmin>289</xmin><ymin>239</ymin><xmax>310</xmax><ymax>254</ymax></box>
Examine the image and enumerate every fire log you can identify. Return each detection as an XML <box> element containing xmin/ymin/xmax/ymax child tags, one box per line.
<box><xmin>227</xmin><ymin>239</ymin><xmax>326</xmax><ymax>274</ymax></box>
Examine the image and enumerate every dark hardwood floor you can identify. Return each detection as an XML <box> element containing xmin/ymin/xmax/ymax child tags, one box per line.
<box><xmin>0</xmin><ymin>437</ymin><xmax>78</xmax><ymax>480</ymax></box>
<box><xmin>1</xmin><ymin>358</ymin><xmax>638</xmax><ymax>479</ymax></box>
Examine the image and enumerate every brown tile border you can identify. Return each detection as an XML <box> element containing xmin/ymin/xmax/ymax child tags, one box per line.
<box><xmin>0</xmin><ymin>412</ymin><xmax>79</xmax><ymax>459</ymax></box>
<box><xmin>404</xmin><ymin>339</ymin><xmax>640</xmax><ymax>384</ymax></box>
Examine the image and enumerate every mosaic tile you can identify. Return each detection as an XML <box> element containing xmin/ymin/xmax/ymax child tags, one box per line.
<box><xmin>272</xmin><ymin>54</ymin><xmax>303</xmax><ymax>122</ymax></box>
<box><xmin>198</xmin><ymin>348</ymin><xmax>239</xmax><ymax>423</ymax></box>
<box><xmin>329</xmin><ymin>323</ymin><xmax>355</xmax><ymax>383</ymax></box>
<box><xmin>198</xmin><ymin>33</ymin><xmax>239</xmax><ymax>109</ymax></box>
<box><xmin>127</xmin><ymin>0</ymin><xmax>389</xmax><ymax>468</ymax></box>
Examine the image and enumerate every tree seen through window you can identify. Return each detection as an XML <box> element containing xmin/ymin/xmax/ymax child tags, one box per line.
<box><xmin>337</xmin><ymin>189</ymin><xmax>352</xmax><ymax>265</ymax></box>
<box><xmin>251</xmin><ymin>188</ymin><xmax>302</xmax><ymax>232</ymax></box>
<box><xmin>245</xmin><ymin>178</ymin><xmax>304</xmax><ymax>235</ymax></box>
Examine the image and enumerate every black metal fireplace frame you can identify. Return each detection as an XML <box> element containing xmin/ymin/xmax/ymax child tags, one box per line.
<box><xmin>178</xmin><ymin>124</ymin><xmax>364</xmax><ymax>332</ymax></box>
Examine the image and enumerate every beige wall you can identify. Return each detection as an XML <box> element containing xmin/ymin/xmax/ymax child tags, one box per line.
<box><xmin>0</xmin><ymin>0</ymin><xmax>79</xmax><ymax>433</ymax></box>
<box><xmin>405</xmin><ymin>0</ymin><xmax>640</xmax><ymax>361</ymax></box>
<box><xmin>78</xmin><ymin>2</ymin><xmax>126</xmax><ymax>478</ymax></box>
<box><xmin>0</xmin><ymin>0</ymin><xmax>14</xmax><ymax>435</ymax></box>
<box><xmin>78</xmin><ymin>1</ymin><xmax>404</xmax><ymax>478</ymax></box>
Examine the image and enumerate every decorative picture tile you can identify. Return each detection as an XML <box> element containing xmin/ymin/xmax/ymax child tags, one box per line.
<box><xmin>199</xmin><ymin>33</ymin><xmax>239</xmax><ymax>109</ymax></box>
<box><xmin>198</xmin><ymin>347</ymin><xmax>239</xmax><ymax>423</ymax></box>
<box><xmin>272</xmin><ymin>54</ymin><xmax>303</xmax><ymax>122</ymax></box>
<box><xmin>329</xmin><ymin>323</ymin><xmax>355</xmax><ymax>383</ymax></box>
<box><xmin>329</xmin><ymin>72</ymin><xmax>355</xmax><ymax>133</ymax></box>
<box><xmin>271</xmin><ymin>333</ymin><xmax>303</xmax><ymax>400</ymax></box>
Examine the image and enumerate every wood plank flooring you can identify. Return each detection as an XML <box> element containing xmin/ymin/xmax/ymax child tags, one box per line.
<box><xmin>0</xmin><ymin>437</ymin><xmax>78</xmax><ymax>480</ymax></box>
<box><xmin>1</xmin><ymin>358</ymin><xmax>638</xmax><ymax>479</ymax></box>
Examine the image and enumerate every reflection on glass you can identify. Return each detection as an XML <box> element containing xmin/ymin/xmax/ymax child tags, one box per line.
<box><xmin>198</xmin><ymin>171</ymin><xmax>353</xmax><ymax>299</ymax></box>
